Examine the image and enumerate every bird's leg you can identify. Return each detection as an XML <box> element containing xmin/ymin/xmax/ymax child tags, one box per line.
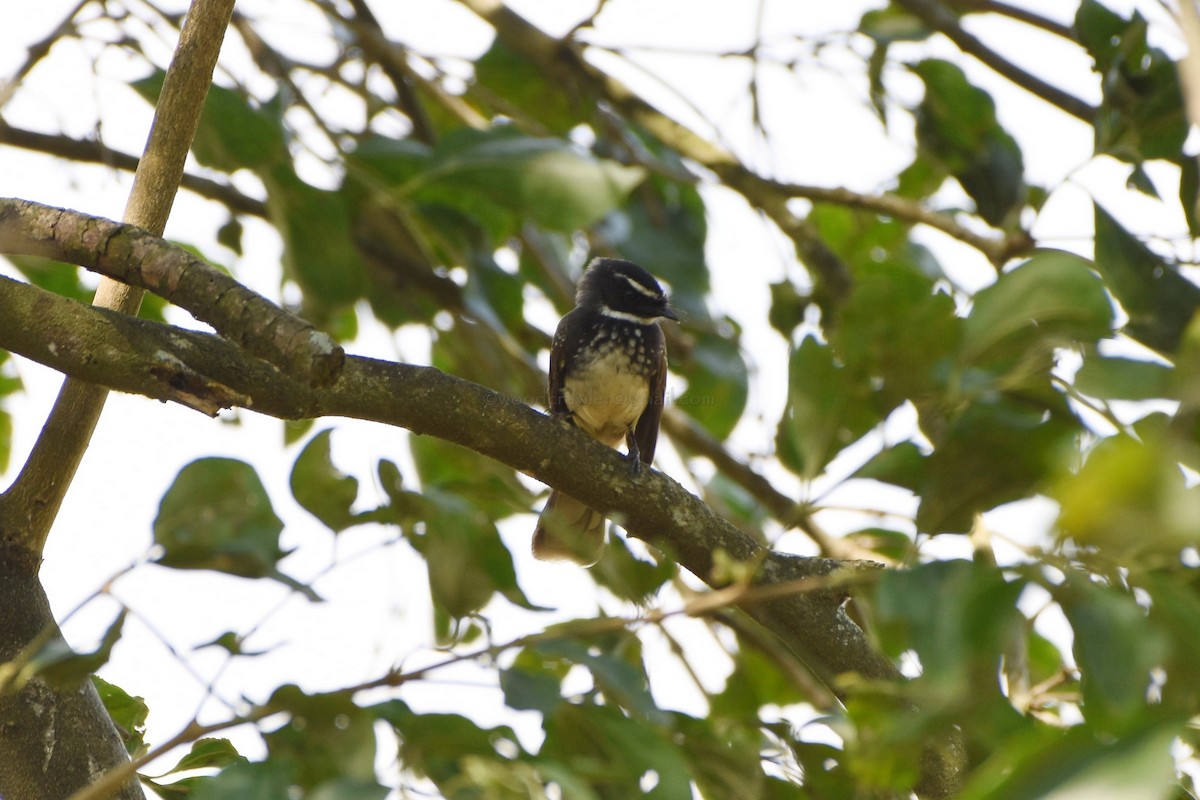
<box><xmin>625</xmin><ymin>426</ymin><xmax>642</xmax><ymax>476</ymax></box>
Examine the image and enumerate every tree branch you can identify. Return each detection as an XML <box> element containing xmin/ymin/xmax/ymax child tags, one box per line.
<box><xmin>0</xmin><ymin>121</ymin><xmax>268</xmax><ymax>218</ymax></box>
<box><xmin>0</xmin><ymin>198</ymin><xmax>344</xmax><ymax>387</ymax></box>
<box><xmin>453</xmin><ymin>0</ymin><xmax>855</xmax><ymax>304</ymax></box>
<box><xmin>894</xmin><ymin>0</ymin><xmax>1096</xmax><ymax>122</ymax></box>
<box><xmin>1</xmin><ymin>0</ymin><xmax>237</xmax><ymax>555</ymax></box>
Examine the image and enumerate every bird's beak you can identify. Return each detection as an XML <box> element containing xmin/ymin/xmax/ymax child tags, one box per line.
<box><xmin>660</xmin><ymin>304</ymin><xmax>680</xmax><ymax>322</ymax></box>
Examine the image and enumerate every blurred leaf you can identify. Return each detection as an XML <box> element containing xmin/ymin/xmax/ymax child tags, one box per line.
<box><xmin>1054</xmin><ymin>434</ymin><xmax>1200</xmax><ymax>557</ymax></box>
<box><xmin>405</xmin><ymin>128</ymin><xmax>644</xmax><ymax>236</ymax></box>
<box><xmin>265</xmin><ymin>169</ymin><xmax>365</xmax><ymax>312</ymax></box>
<box><xmin>542</xmin><ymin>702</ymin><xmax>692</xmax><ymax>800</ymax></box>
<box><xmin>373</xmin><ymin>699</ymin><xmax>523</xmax><ymax>788</ymax></box>
<box><xmin>500</xmin><ymin>657</ymin><xmax>563</xmax><ymax>715</ymax></box>
<box><xmin>0</xmin><ymin>408</ymin><xmax>10</xmax><ymax>474</ymax></box>
<box><xmin>190</xmin><ymin>759</ymin><xmax>294</xmax><ymax>800</ymax></box>
<box><xmin>4</xmin><ymin>254</ymin><xmax>93</xmax><ymax>305</ymax></box>
<box><xmin>411</xmin><ymin>435</ymin><xmax>533</xmax><ymax>521</ymax></box>
<box><xmin>1094</xmin><ymin>204</ymin><xmax>1200</xmax><ymax>354</ymax></box>
<box><xmin>854</xmin><ymin>441</ymin><xmax>927</xmax><ymax>492</ymax></box>
<box><xmin>475</xmin><ymin>39</ymin><xmax>581</xmax><ymax>133</ymax></box>
<box><xmin>711</xmin><ymin>635</ymin><xmax>810</xmax><ymax>719</ymax></box>
<box><xmin>844</xmin><ymin>527</ymin><xmax>914</xmax><ymax>562</ymax></box>
<box><xmin>605</xmin><ymin>179</ymin><xmax>711</xmax><ymax>316</ymax></box>
<box><xmin>961</xmin><ymin>251</ymin><xmax>1113</xmax><ymax>367</ymax></box>
<box><xmin>1075</xmin><ymin>355</ymin><xmax>1173</xmax><ymax>400</ymax></box>
<box><xmin>32</xmin><ymin>611</ymin><xmax>126</xmax><ymax>689</ymax></box>
<box><xmin>132</xmin><ymin>72</ymin><xmax>287</xmax><ymax>172</ymax></box>
<box><xmin>308</xmin><ymin>779</ymin><xmax>390</xmax><ymax>800</ymax></box>
<box><xmin>961</xmin><ymin>721</ymin><xmax>1181</xmax><ymax>800</ymax></box>
<box><xmin>874</xmin><ymin>560</ymin><xmax>1024</xmax><ymax>690</ymax></box>
<box><xmin>283</xmin><ymin>418</ymin><xmax>315</xmax><ymax>446</ymax></box>
<box><xmin>912</xmin><ymin>59</ymin><xmax>1025</xmax><ymax>226</ymax></box>
<box><xmin>860</xmin><ymin>6</ymin><xmax>929</xmax><ymax>43</ymax></box>
<box><xmin>536</xmin><ymin>637</ymin><xmax>662</xmax><ymax>721</ymax></box>
<box><xmin>589</xmin><ymin>528</ymin><xmax>675</xmax><ymax>605</ymax></box>
<box><xmin>675</xmin><ymin>329</ymin><xmax>748</xmax><ymax>440</ymax></box>
<box><xmin>671</xmin><ymin>711</ymin><xmax>764</xmax><ymax>800</ymax></box>
<box><xmin>918</xmin><ymin>398</ymin><xmax>1075</xmax><ymax>533</ymax></box>
<box><xmin>154</xmin><ymin>458</ymin><xmax>316</xmax><ymax>598</ymax></box>
<box><xmin>92</xmin><ymin>675</ymin><xmax>148</xmax><ymax>757</ymax></box>
<box><xmin>1076</xmin><ymin>3</ymin><xmax>1187</xmax><ymax>163</ymax></box>
<box><xmin>161</xmin><ymin>738</ymin><xmax>243</xmax><ymax>775</ymax></box>
<box><xmin>834</xmin><ymin>259</ymin><xmax>959</xmax><ymax>406</ymax></box>
<box><xmin>411</xmin><ymin>489</ymin><xmax>543</xmax><ymax>619</ymax></box>
<box><xmin>195</xmin><ymin>630</ymin><xmax>273</xmax><ymax>658</ymax></box>
<box><xmin>289</xmin><ymin>429</ymin><xmax>359</xmax><ymax>532</ymax></box>
<box><xmin>768</xmin><ymin>279</ymin><xmax>808</xmax><ymax>336</ymax></box>
<box><xmin>264</xmin><ymin>686</ymin><xmax>376</xmax><ymax>789</ymax></box>
<box><xmin>1059</xmin><ymin>578</ymin><xmax>1168</xmax><ymax>730</ymax></box>
<box><xmin>777</xmin><ymin>335</ymin><xmax>880</xmax><ymax>479</ymax></box>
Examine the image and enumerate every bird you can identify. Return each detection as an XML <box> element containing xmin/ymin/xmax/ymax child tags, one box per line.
<box><xmin>533</xmin><ymin>257</ymin><xmax>678</xmax><ymax>565</ymax></box>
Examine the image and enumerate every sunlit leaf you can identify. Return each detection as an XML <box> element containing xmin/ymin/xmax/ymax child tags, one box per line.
<box><xmin>92</xmin><ymin>675</ymin><xmax>148</xmax><ymax>757</ymax></box>
<box><xmin>265</xmin><ymin>686</ymin><xmax>376</xmax><ymax>789</ymax></box>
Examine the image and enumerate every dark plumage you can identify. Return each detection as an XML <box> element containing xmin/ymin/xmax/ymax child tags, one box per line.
<box><xmin>533</xmin><ymin>258</ymin><xmax>677</xmax><ymax>564</ymax></box>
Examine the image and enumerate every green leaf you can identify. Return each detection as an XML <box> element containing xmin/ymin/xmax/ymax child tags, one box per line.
<box><xmin>854</xmin><ymin>441</ymin><xmax>927</xmax><ymax>492</ymax></box>
<box><xmin>410</xmin><ymin>489</ymin><xmax>542</xmax><ymax>620</ymax></box>
<box><xmin>190</xmin><ymin>760</ymin><xmax>294</xmax><ymax>800</ymax></box>
<box><xmin>162</xmin><ymin>738</ymin><xmax>243</xmax><ymax>775</ymax></box>
<box><xmin>674</xmin><ymin>329</ymin><xmax>748</xmax><ymax>440</ymax></box>
<box><xmin>1079</xmin><ymin>4</ymin><xmax>1187</xmax><ymax>163</ymax></box>
<box><xmin>833</xmin><ymin>258</ymin><xmax>960</xmax><ymax>406</ymax></box>
<box><xmin>961</xmin><ymin>721</ymin><xmax>1182</xmax><ymax>800</ymax></box>
<box><xmin>289</xmin><ymin>429</ymin><xmax>359</xmax><ymax>532</ymax></box>
<box><xmin>154</xmin><ymin>458</ymin><xmax>316</xmax><ymax>598</ymax></box>
<box><xmin>1053</xmin><ymin>434</ymin><xmax>1200</xmax><ymax>557</ymax></box>
<box><xmin>912</xmin><ymin>59</ymin><xmax>1025</xmax><ymax>226</ymax></box>
<box><xmin>33</xmin><ymin>611</ymin><xmax>126</xmax><ymax>689</ymax></box>
<box><xmin>606</xmin><ymin>179</ymin><xmax>711</xmax><ymax>315</ymax></box>
<box><xmin>373</xmin><ymin>699</ymin><xmax>522</xmax><ymax>788</ymax></box>
<box><xmin>308</xmin><ymin>779</ymin><xmax>390</xmax><ymax>800</ymax></box>
<box><xmin>4</xmin><ymin>254</ymin><xmax>94</xmax><ymax>305</ymax></box>
<box><xmin>475</xmin><ymin>39</ymin><xmax>580</xmax><ymax>133</ymax></box>
<box><xmin>776</xmin><ymin>336</ymin><xmax>880</xmax><ymax>479</ymax></box>
<box><xmin>1059</xmin><ymin>578</ymin><xmax>1168</xmax><ymax>730</ymax></box>
<box><xmin>542</xmin><ymin>703</ymin><xmax>693</xmax><ymax>800</ymax></box>
<box><xmin>961</xmin><ymin>251</ymin><xmax>1113</xmax><ymax>367</ymax></box>
<box><xmin>535</xmin><ymin>637</ymin><xmax>663</xmax><ymax>722</ymax></box>
<box><xmin>1094</xmin><ymin>204</ymin><xmax>1200</xmax><ymax>354</ymax></box>
<box><xmin>1075</xmin><ymin>355</ymin><xmax>1173</xmax><ymax>401</ymax></box>
<box><xmin>92</xmin><ymin>675</ymin><xmax>148</xmax><ymax>757</ymax></box>
<box><xmin>265</xmin><ymin>169</ymin><xmax>365</xmax><ymax>311</ymax></box>
<box><xmin>918</xmin><ymin>398</ymin><xmax>1075</xmax><ymax>534</ymax></box>
<box><xmin>588</xmin><ymin>528</ymin><xmax>675</xmax><ymax>605</ymax></box>
<box><xmin>0</xmin><ymin>408</ymin><xmax>11</xmax><ymax>474</ymax></box>
<box><xmin>405</xmin><ymin>128</ymin><xmax>644</xmax><ymax>236</ymax></box>
<box><xmin>410</xmin><ymin>435</ymin><xmax>533</xmax><ymax>521</ymax></box>
<box><xmin>711</xmin><ymin>637</ymin><xmax>810</xmax><ymax>720</ymax></box>
<box><xmin>874</xmin><ymin>560</ymin><xmax>1024</xmax><ymax>690</ymax></box>
<box><xmin>264</xmin><ymin>686</ymin><xmax>376</xmax><ymax>789</ymax></box>
<box><xmin>131</xmin><ymin>71</ymin><xmax>287</xmax><ymax>172</ymax></box>
<box><xmin>859</xmin><ymin>6</ymin><xmax>930</xmax><ymax>44</ymax></box>
<box><xmin>500</xmin><ymin>658</ymin><xmax>563</xmax><ymax>714</ymax></box>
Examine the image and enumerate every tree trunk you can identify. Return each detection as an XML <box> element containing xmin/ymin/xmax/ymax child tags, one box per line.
<box><xmin>0</xmin><ymin>542</ymin><xmax>144</xmax><ymax>800</ymax></box>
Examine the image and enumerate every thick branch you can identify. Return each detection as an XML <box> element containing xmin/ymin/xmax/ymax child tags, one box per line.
<box><xmin>1</xmin><ymin>0</ymin><xmax>237</xmax><ymax>559</ymax></box>
<box><xmin>0</xmin><ymin>273</ymin><xmax>891</xmax><ymax>683</ymax></box>
<box><xmin>0</xmin><ymin>198</ymin><xmax>344</xmax><ymax>386</ymax></box>
<box><xmin>894</xmin><ymin>0</ymin><xmax>1095</xmax><ymax>122</ymax></box>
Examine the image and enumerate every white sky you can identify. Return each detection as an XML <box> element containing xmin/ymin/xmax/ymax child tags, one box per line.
<box><xmin>0</xmin><ymin>0</ymin><xmax>1191</xmax><ymax>790</ymax></box>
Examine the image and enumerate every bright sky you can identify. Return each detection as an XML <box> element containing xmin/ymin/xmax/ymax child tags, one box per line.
<box><xmin>0</xmin><ymin>0</ymin><xmax>1190</xmax><ymax>788</ymax></box>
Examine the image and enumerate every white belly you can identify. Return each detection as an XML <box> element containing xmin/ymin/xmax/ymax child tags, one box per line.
<box><xmin>563</xmin><ymin>350</ymin><xmax>651</xmax><ymax>447</ymax></box>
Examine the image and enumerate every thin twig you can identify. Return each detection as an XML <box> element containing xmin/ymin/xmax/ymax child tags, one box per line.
<box><xmin>894</xmin><ymin>0</ymin><xmax>1095</xmax><ymax>123</ymax></box>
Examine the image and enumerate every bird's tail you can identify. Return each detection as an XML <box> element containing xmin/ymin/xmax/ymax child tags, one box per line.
<box><xmin>532</xmin><ymin>490</ymin><xmax>606</xmax><ymax>565</ymax></box>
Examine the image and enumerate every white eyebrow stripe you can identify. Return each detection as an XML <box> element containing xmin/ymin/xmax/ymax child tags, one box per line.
<box><xmin>618</xmin><ymin>273</ymin><xmax>662</xmax><ymax>299</ymax></box>
<box><xmin>599</xmin><ymin>304</ymin><xmax>664</xmax><ymax>323</ymax></box>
